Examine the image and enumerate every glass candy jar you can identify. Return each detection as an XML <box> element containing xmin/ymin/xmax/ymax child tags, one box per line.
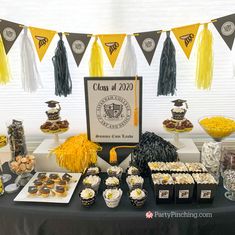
<box><xmin>201</xmin><ymin>142</ymin><xmax>223</xmax><ymax>183</ymax></box>
<box><xmin>223</xmin><ymin>169</ymin><xmax>235</xmax><ymax>201</ymax></box>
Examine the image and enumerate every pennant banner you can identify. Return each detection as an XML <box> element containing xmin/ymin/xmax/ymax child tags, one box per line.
<box><xmin>99</xmin><ymin>34</ymin><xmax>126</xmax><ymax>67</ymax></box>
<box><xmin>65</xmin><ymin>33</ymin><xmax>91</xmax><ymax>67</ymax></box>
<box><xmin>29</xmin><ymin>26</ymin><xmax>56</xmax><ymax>61</ymax></box>
<box><xmin>0</xmin><ymin>19</ymin><xmax>23</xmax><ymax>54</ymax></box>
<box><xmin>135</xmin><ymin>30</ymin><xmax>161</xmax><ymax>65</ymax></box>
<box><xmin>172</xmin><ymin>23</ymin><xmax>200</xmax><ymax>59</ymax></box>
<box><xmin>213</xmin><ymin>14</ymin><xmax>235</xmax><ymax>50</ymax></box>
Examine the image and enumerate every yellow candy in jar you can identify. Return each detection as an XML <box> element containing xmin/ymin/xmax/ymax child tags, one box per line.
<box><xmin>200</xmin><ymin>116</ymin><xmax>235</xmax><ymax>139</ymax></box>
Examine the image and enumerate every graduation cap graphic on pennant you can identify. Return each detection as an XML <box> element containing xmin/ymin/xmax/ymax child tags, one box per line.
<box><xmin>65</xmin><ymin>33</ymin><xmax>91</xmax><ymax>67</ymax></box>
<box><xmin>213</xmin><ymin>14</ymin><xmax>235</xmax><ymax>50</ymax></box>
<box><xmin>134</xmin><ymin>30</ymin><xmax>161</xmax><ymax>65</ymax></box>
<box><xmin>0</xmin><ymin>19</ymin><xmax>23</xmax><ymax>54</ymax></box>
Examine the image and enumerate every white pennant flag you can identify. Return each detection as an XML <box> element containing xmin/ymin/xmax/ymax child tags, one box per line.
<box><xmin>21</xmin><ymin>27</ymin><xmax>42</xmax><ymax>92</ymax></box>
<box><xmin>120</xmin><ymin>35</ymin><xmax>137</xmax><ymax>76</ymax></box>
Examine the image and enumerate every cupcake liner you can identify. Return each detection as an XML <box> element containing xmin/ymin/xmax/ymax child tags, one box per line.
<box><xmin>129</xmin><ymin>189</ymin><xmax>148</xmax><ymax>208</ymax></box>
<box><xmin>103</xmin><ymin>189</ymin><xmax>123</xmax><ymax>208</ymax></box>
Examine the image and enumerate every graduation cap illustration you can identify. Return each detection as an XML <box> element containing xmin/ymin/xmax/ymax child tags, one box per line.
<box><xmin>171</xmin><ymin>99</ymin><xmax>188</xmax><ymax>108</ymax></box>
<box><xmin>45</xmin><ymin>100</ymin><xmax>60</xmax><ymax>108</ymax></box>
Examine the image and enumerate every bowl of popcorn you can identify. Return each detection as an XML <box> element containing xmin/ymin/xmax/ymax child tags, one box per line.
<box><xmin>199</xmin><ymin>116</ymin><xmax>235</xmax><ymax>142</ymax></box>
<box><xmin>9</xmin><ymin>155</ymin><xmax>35</xmax><ymax>185</ymax></box>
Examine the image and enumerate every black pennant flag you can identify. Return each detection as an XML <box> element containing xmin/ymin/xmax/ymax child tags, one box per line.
<box><xmin>65</xmin><ymin>33</ymin><xmax>91</xmax><ymax>67</ymax></box>
<box><xmin>0</xmin><ymin>19</ymin><xmax>23</xmax><ymax>54</ymax></box>
<box><xmin>213</xmin><ymin>14</ymin><xmax>235</xmax><ymax>50</ymax></box>
<box><xmin>135</xmin><ymin>30</ymin><xmax>161</xmax><ymax>65</ymax></box>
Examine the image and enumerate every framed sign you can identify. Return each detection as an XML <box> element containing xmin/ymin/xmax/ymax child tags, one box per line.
<box><xmin>84</xmin><ymin>77</ymin><xmax>142</xmax><ymax>143</ymax></box>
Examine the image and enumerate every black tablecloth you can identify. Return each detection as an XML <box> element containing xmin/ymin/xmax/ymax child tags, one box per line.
<box><xmin>0</xmin><ymin>163</ymin><xmax>234</xmax><ymax>235</ymax></box>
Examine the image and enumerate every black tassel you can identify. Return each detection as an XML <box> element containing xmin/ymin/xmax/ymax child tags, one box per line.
<box><xmin>157</xmin><ymin>31</ymin><xmax>176</xmax><ymax>96</ymax></box>
<box><xmin>52</xmin><ymin>32</ymin><xmax>72</xmax><ymax>97</ymax></box>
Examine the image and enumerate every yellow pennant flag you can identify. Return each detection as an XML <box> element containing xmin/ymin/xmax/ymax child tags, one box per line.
<box><xmin>172</xmin><ymin>23</ymin><xmax>200</xmax><ymax>59</ymax></box>
<box><xmin>29</xmin><ymin>26</ymin><xmax>56</xmax><ymax>61</ymax></box>
<box><xmin>99</xmin><ymin>34</ymin><xmax>126</xmax><ymax>67</ymax></box>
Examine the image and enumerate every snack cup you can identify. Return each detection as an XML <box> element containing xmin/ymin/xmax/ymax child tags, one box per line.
<box><xmin>103</xmin><ymin>189</ymin><xmax>123</xmax><ymax>208</ymax></box>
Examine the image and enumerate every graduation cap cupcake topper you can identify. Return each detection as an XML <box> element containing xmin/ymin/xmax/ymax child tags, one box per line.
<box><xmin>171</xmin><ymin>99</ymin><xmax>188</xmax><ymax>109</ymax></box>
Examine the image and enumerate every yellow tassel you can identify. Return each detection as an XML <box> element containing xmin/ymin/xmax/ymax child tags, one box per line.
<box><xmin>195</xmin><ymin>23</ymin><xmax>213</xmax><ymax>90</ymax></box>
<box><xmin>133</xmin><ymin>75</ymin><xmax>138</xmax><ymax>127</ymax></box>
<box><xmin>89</xmin><ymin>36</ymin><xmax>103</xmax><ymax>77</ymax></box>
<box><xmin>0</xmin><ymin>35</ymin><xmax>11</xmax><ymax>85</ymax></box>
<box><xmin>109</xmin><ymin>145</ymin><xmax>136</xmax><ymax>164</ymax></box>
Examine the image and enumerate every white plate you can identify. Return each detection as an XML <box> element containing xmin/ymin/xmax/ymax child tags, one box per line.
<box><xmin>14</xmin><ymin>172</ymin><xmax>82</xmax><ymax>204</ymax></box>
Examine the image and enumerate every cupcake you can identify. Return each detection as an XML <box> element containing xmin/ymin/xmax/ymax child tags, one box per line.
<box><xmin>86</xmin><ymin>166</ymin><xmax>100</xmax><ymax>176</ymax></box>
<box><xmin>79</xmin><ymin>188</ymin><xmax>96</xmax><ymax>207</ymax></box>
<box><xmin>166</xmin><ymin>162</ymin><xmax>188</xmax><ymax>173</ymax></box>
<box><xmin>129</xmin><ymin>188</ymin><xmax>147</xmax><ymax>208</ymax></box>
<box><xmin>28</xmin><ymin>186</ymin><xmax>38</xmax><ymax>196</ymax></box>
<box><xmin>107</xmin><ymin>166</ymin><xmax>123</xmax><ymax>179</ymax></box>
<box><xmin>103</xmin><ymin>188</ymin><xmax>123</xmax><ymax>208</ymax></box>
<box><xmin>148</xmin><ymin>162</ymin><xmax>168</xmax><ymax>173</ymax></box>
<box><xmin>171</xmin><ymin>107</ymin><xmax>186</xmax><ymax>121</ymax></box>
<box><xmin>126</xmin><ymin>175</ymin><xmax>144</xmax><ymax>191</ymax></box>
<box><xmin>165</xmin><ymin>122</ymin><xmax>175</xmax><ymax>132</ymax></box>
<box><xmin>126</xmin><ymin>166</ymin><xmax>139</xmax><ymax>175</ymax></box>
<box><xmin>55</xmin><ymin>185</ymin><xmax>67</xmax><ymax>197</ymax></box>
<box><xmin>105</xmin><ymin>177</ymin><xmax>120</xmax><ymax>189</ymax></box>
<box><xmin>83</xmin><ymin>175</ymin><xmax>101</xmax><ymax>191</ymax></box>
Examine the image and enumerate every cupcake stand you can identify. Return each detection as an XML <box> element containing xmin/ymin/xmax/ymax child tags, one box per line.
<box><xmin>34</xmin><ymin>101</ymin><xmax>69</xmax><ymax>172</ymax></box>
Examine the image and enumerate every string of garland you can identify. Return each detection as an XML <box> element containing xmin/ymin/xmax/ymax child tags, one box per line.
<box><xmin>52</xmin><ymin>32</ymin><xmax>72</xmax><ymax>97</ymax></box>
<box><xmin>157</xmin><ymin>31</ymin><xmax>176</xmax><ymax>96</ymax></box>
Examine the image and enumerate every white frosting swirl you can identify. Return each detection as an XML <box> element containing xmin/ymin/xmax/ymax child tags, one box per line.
<box><xmin>130</xmin><ymin>188</ymin><xmax>145</xmax><ymax>200</ymax></box>
<box><xmin>80</xmin><ymin>188</ymin><xmax>95</xmax><ymax>199</ymax></box>
<box><xmin>105</xmin><ymin>177</ymin><xmax>119</xmax><ymax>185</ymax></box>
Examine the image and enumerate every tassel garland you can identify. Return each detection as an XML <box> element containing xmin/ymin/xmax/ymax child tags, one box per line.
<box><xmin>21</xmin><ymin>27</ymin><xmax>42</xmax><ymax>92</ymax></box>
<box><xmin>89</xmin><ymin>36</ymin><xmax>103</xmax><ymax>77</ymax></box>
<box><xmin>195</xmin><ymin>23</ymin><xmax>214</xmax><ymax>90</ymax></box>
<box><xmin>52</xmin><ymin>32</ymin><xmax>72</xmax><ymax>97</ymax></box>
<box><xmin>157</xmin><ymin>31</ymin><xmax>176</xmax><ymax>96</ymax></box>
<box><xmin>0</xmin><ymin>35</ymin><xmax>11</xmax><ymax>85</ymax></box>
<box><xmin>120</xmin><ymin>35</ymin><xmax>137</xmax><ymax>76</ymax></box>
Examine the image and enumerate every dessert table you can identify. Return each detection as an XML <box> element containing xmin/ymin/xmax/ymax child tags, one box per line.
<box><xmin>0</xmin><ymin>163</ymin><xmax>234</xmax><ymax>235</ymax></box>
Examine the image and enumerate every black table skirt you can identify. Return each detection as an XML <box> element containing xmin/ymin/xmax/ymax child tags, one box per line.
<box><xmin>0</xmin><ymin>163</ymin><xmax>234</xmax><ymax>235</ymax></box>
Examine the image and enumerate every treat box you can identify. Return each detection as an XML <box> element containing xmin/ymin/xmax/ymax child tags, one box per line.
<box><xmin>174</xmin><ymin>183</ymin><xmax>194</xmax><ymax>203</ymax></box>
<box><xmin>194</xmin><ymin>183</ymin><xmax>217</xmax><ymax>203</ymax></box>
<box><xmin>150</xmin><ymin>177</ymin><xmax>174</xmax><ymax>203</ymax></box>
<box><xmin>14</xmin><ymin>172</ymin><xmax>82</xmax><ymax>204</ymax></box>
<box><xmin>152</xmin><ymin>182</ymin><xmax>174</xmax><ymax>203</ymax></box>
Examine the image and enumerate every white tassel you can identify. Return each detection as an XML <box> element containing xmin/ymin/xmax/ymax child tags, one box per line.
<box><xmin>120</xmin><ymin>35</ymin><xmax>137</xmax><ymax>76</ymax></box>
<box><xmin>21</xmin><ymin>27</ymin><xmax>42</xmax><ymax>92</ymax></box>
